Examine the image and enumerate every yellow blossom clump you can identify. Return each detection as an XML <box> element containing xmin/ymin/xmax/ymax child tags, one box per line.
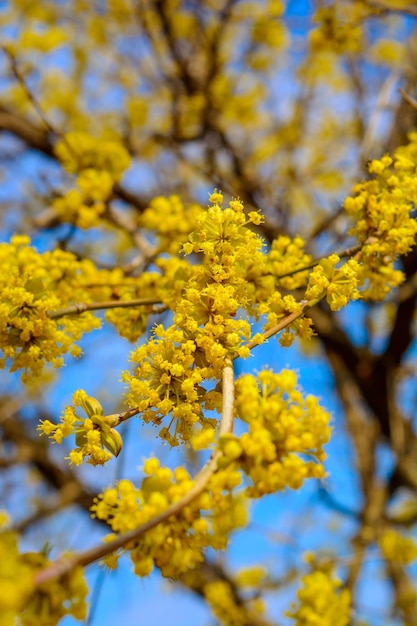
<box><xmin>259</xmin><ymin>293</ymin><xmax>315</xmax><ymax>347</ymax></box>
<box><xmin>19</xmin><ymin>24</ymin><xmax>68</xmax><ymax>53</ymax></box>
<box><xmin>183</xmin><ymin>195</ymin><xmax>264</xmax><ymax>276</ymax></box>
<box><xmin>138</xmin><ymin>195</ymin><xmax>204</xmax><ymax>254</ymax></box>
<box><xmin>204</xmin><ymin>580</ymin><xmax>249</xmax><ymax>626</ymax></box>
<box><xmin>92</xmin><ymin>460</ymin><xmax>246</xmax><ymax>579</ymax></box>
<box><xmin>0</xmin><ymin>525</ymin><xmax>87</xmax><ymax>626</ymax></box>
<box><xmin>0</xmin><ymin>236</ymin><xmax>101</xmax><ymax>382</ymax></box>
<box><xmin>267</xmin><ymin>235</ymin><xmax>312</xmax><ymax>290</ymax></box>
<box><xmin>174</xmin><ymin>283</ymin><xmax>253</xmax><ymax>363</ymax></box>
<box><xmin>0</xmin><ymin>530</ymin><xmax>34</xmax><ymax>626</ymax></box>
<box><xmin>55</xmin><ymin>132</ymin><xmax>131</xmax><ymax>179</ymax></box>
<box><xmin>231</xmin><ymin>370</ymin><xmax>331</xmax><ymax>496</ymax></box>
<box><xmin>309</xmin><ymin>6</ymin><xmax>363</xmax><ymax>55</ymax></box>
<box><xmin>236</xmin><ymin>565</ymin><xmax>267</xmax><ymax>588</ymax></box>
<box><xmin>123</xmin><ymin>326</ymin><xmax>217</xmax><ymax>445</ymax></box>
<box><xmin>104</xmin><ymin>270</ymin><xmax>163</xmax><ymax>342</ymax></box>
<box><xmin>53</xmin><ymin>132</ymin><xmax>131</xmax><ymax>228</ymax></box>
<box><xmin>344</xmin><ymin>133</ymin><xmax>417</xmax><ymax>299</ymax></box>
<box><xmin>20</xmin><ymin>556</ymin><xmax>88</xmax><ymax>626</ymax></box>
<box><xmin>304</xmin><ymin>254</ymin><xmax>361</xmax><ymax>311</ymax></box>
<box><xmin>53</xmin><ymin>185</ymin><xmax>107</xmax><ymax>230</ymax></box>
<box><xmin>154</xmin><ymin>256</ymin><xmax>200</xmax><ymax>311</ymax></box>
<box><xmin>178</xmin><ymin>198</ymin><xmax>266</xmax><ymax>351</ymax></box>
<box><xmin>287</xmin><ymin>567</ymin><xmax>351</xmax><ymax>626</ymax></box>
<box><xmin>180</xmin><ymin>194</ymin><xmax>268</xmax><ymax>322</ymax></box>
<box><xmin>124</xmin><ymin>196</ymin><xmax>270</xmax><ymax>444</ymax></box>
<box><xmin>379</xmin><ymin>528</ymin><xmax>417</xmax><ymax>566</ymax></box>
<box><xmin>39</xmin><ymin>391</ymin><xmax>122</xmax><ymax>466</ymax></box>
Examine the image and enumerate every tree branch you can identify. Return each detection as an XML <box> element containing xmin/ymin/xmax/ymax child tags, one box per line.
<box><xmin>34</xmin><ymin>358</ymin><xmax>235</xmax><ymax>585</ymax></box>
<box><xmin>48</xmin><ymin>297</ymin><xmax>162</xmax><ymax>319</ymax></box>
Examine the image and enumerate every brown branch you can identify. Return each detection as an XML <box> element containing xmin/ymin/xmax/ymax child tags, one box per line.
<box><xmin>273</xmin><ymin>245</ymin><xmax>361</xmax><ymax>280</ymax></box>
<box><xmin>347</xmin><ymin>481</ymin><xmax>388</xmax><ymax>592</ymax></box>
<box><xmin>47</xmin><ymin>297</ymin><xmax>162</xmax><ymax>319</ymax></box>
<box><xmin>1</xmin><ymin>399</ymin><xmax>272</xmax><ymax>624</ymax></box>
<box><xmin>0</xmin><ymin>103</ymin><xmax>148</xmax><ymax>222</ymax></box>
<box><xmin>244</xmin><ymin>297</ymin><xmax>322</xmax><ymax>352</ymax></box>
<box><xmin>1</xmin><ymin>411</ymin><xmax>97</xmax><ymax>516</ymax></box>
<box><xmin>0</xmin><ymin>105</ymin><xmax>54</xmax><ymax>156</ymax></box>
<box><xmin>385</xmin><ymin>248</ymin><xmax>417</xmax><ymax>367</ymax></box>
<box><xmin>385</xmin><ymin>558</ymin><xmax>417</xmax><ymax>624</ymax></box>
<box><xmin>399</xmin><ymin>88</ymin><xmax>417</xmax><ymax>111</ymax></box>
<box><xmin>364</xmin><ymin>0</ymin><xmax>417</xmax><ymax>18</ymax></box>
<box><xmin>34</xmin><ymin>358</ymin><xmax>235</xmax><ymax>585</ymax></box>
<box><xmin>14</xmin><ymin>482</ymin><xmax>87</xmax><ymax>534</ymax></box>
<box><xmin>2</xmin><ymin>47</ymin><xmax>61</xmax><ymax>138</ymax></box>
<box><xmin>323</xmin><ymin>350</ymin><xmax>387</xmax><ymax>593</ymax></box>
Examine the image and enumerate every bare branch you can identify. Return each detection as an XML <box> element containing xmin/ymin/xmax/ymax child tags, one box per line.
<box><xmin>399</xmin><ymin>88</ymin><xmax>417</xmax><ymax>111</ymax></box>
<box><xmin>47</xmin><ymin>297</ymin><xmax>162</xmax><ymax>319</ymax></box>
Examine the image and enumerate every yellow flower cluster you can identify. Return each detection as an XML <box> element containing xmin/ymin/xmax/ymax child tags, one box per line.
<box><xmin>21</xmin><ymin>558</ymin><xmax>87</xmax><ymax>626</ymax></box>
<box><xmin>92</xmin><ymin>458</ymin><xmax>246</xmax><ymax>579</ymax></box>
<box><xmin>123</xmin><ymin>326</ymin><xmax>218</xmax><ymax>445</ymax></box>
<box><xmin>344</xmin><ymin>133</ymin><xmax>417</xmax><ymax>299</ymax></box>
<box><xmin>154</xmin><ymin>255</ymin><xmax>201</xmax><ymax>311</ymax></box>
<box><xmin>236</xmin><ymin>565</ymin><xmax>267</xmax><ymax>588</ymax></box>
<box><xmin>267</xmin><ymin>235</ymin><xmax>312</xmax><ymax>290</ymax></box>
<box><xmin>121</xmin><ymin>194</ymin><xmax>356</xmax><ymax>448</ymax></box>
<box><xmin>0</xmin><ymin>236</ymin><xmax>101</xmax><ymax>382</ymax></box>
<box><xmin>0</xmin><ymin>530</ymin><xmax>34</xmax><ymax>626</ymax></box>
<box><xmin>103</xmin><ymin>269</ymin><xmax>162</xmax><ymax>342</ymax></box>
<box><xmin>379</xmin><ymin>528</ymin><xmax>417</xmax><ymax>566</ymax></box>
<box><xmin>304</xmin><ymin>254</ymin><xmax>360</xmax><ymax>311</ymax></box>
<box><xmin>259</xmin><ymin>293</ymin><xmax>315</xmax><ymax>347</ymax></box>
<box><xmin>53</xmin><ymin>132</ymin><xmax>131</xmax><ymax>228</ymax></box>
<box><xmin>287</xmin><ymin>567</ymin><xmax>351</xmax><ymax>626</ymax></box>
<box><xmin>19</xmin><ymin>24</ymin><xmax>68</xmax><ymax>54</ymax></box>
<box><xmin>138</xmin><ymin>195</ymin><xmax>204</xmax><ymax>254</ymax></box>
<box><xmin>105</xmin><ymin>303</ymin><xmax>153</xmax><ymax>343</ymax></box>
<box><xmin>0</xmin><ymin>526</ymin><xmax>87</xmax><ymax>626</ymax></box>
<box><xmin>39</xmin><ymin>391</ymin><xmax>122</xmax><ymax>466</ymax></box>
<box><xmin>309</xmin><ymin>6</ymin><xmax>363</xmax><ymax>55</ymax></box>
<box><xmin>55</xmin><ymin>132</ymin><xmax>131</xmax><ymax>179</ymax></box>
<box><xmin>203</xmin><ymin>580</ymin><xmax>251</xmax><ymax>626</ymax></box>
<box><xmin>220</xmin><ymin>370</ymin><xmax>331</xmax><ymax>497</ymax></box>
<box><xmin>124</xmin><ymin>194</ymin><xmax>267</xmax><ymax>444</ymax></box>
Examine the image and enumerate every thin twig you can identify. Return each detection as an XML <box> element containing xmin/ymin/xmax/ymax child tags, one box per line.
<box><xmin>273</xmin><ymin>244</ymin><xmax>361</xmax><ymax>280</ymax></box>
<box><xmin>399</xmin><ymin>88</ymin><xmax>417</xmax><ymax>111</ymax></box>
<box><xmin>244</xmin><ymin>297</ymin><xmax>322</xmax><ymax>352</ymax></box>
<box><xmin>2</xmin><ymin>46</ymin><xmax>61</xmax><ymax>138</ymax></box>
<box><xmin>365</xmin><ymin>0</ymin><xmax>417</xmax><ymax>18</ymax></box>
<box><xmin>48</xmin><ymin>245</ymin><xmax>361</xmax><ymax>319</ymax></box>
<box><xmin>47</xmin><ymin>297</ymin><xmax>162</xmax><ymax>319</ymax></box>
<box><xmin>34</xmin><ymin>358</ymin><xmax>235</xmax><ymax>585</ymax></box>
<box><xmin>360</xmin><ymin>72</ymin><xmax>400</xmax><ymax>159</ymax></box>
<box><xmin>108</xmin><ymin>407</ymin><xmax>142</xmax><ymax>426</ymax></box>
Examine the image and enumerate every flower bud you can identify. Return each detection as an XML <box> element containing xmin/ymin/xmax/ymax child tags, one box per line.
<box><xmin>81</xmin><ymin>396</ymin><xmax>104</xmax><ymax>418</ymax></box>
<box><xmin>102</xmin><ymin>428</ymin><xmax>123</xmax><ymax>458</ymax></box>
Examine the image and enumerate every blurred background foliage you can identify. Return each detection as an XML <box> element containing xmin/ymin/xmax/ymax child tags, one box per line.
<box><xmin>2</xmin><ymin>0</ymin><xmax>417</xmax><ymax>624</ymax></box>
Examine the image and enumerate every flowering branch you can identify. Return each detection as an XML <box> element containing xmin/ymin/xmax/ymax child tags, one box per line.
<box><xmin>34</xmin><ymin>358</ymin><xmax>235</xmax><ymax>585</ymax></box>
<box><xmin>273</xmin><ymin>244</ymin><xmax>361</xmax><ymax>280</ymax></box>
<box><xmin>244</xmin><ymin>297</ymin><xmax>322</xmax><ymax>352</ymax></box>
